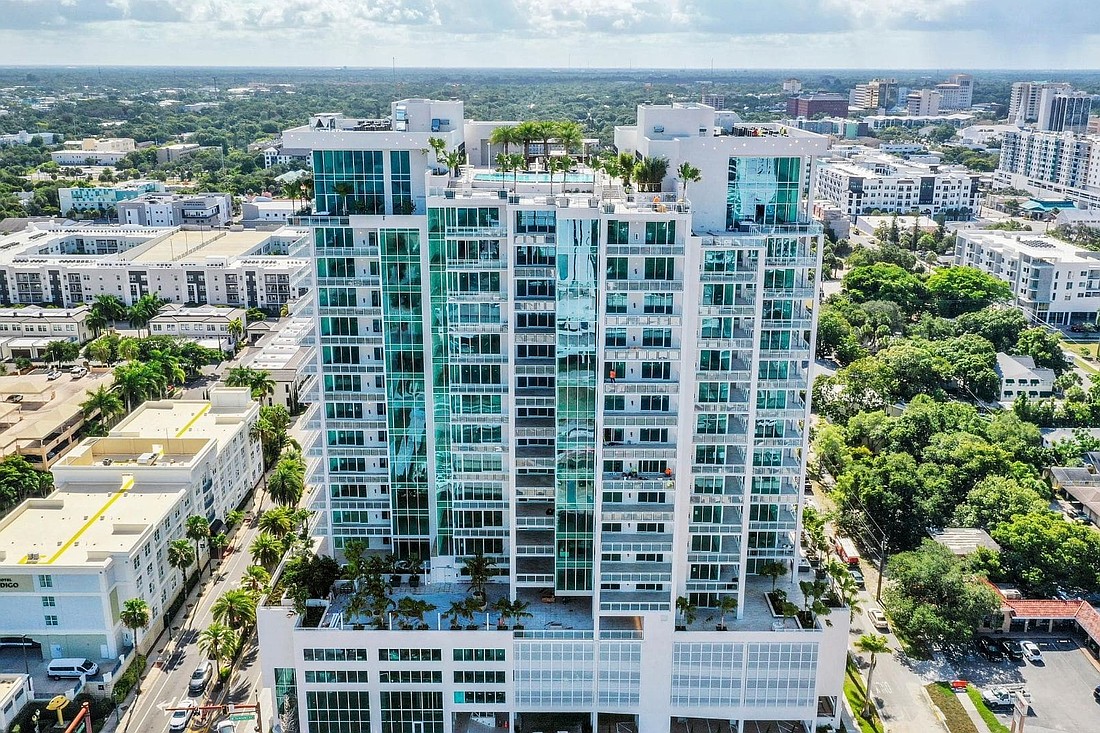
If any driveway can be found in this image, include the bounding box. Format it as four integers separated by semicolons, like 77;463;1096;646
955;635;1100;733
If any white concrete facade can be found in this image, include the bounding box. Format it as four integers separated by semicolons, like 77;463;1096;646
954;229;1100;325
256;100;845;733
117;193;233;228
995;130;1100;211
0;389;261;663
815;151;980;217
58;181;165;214
0;223;308;310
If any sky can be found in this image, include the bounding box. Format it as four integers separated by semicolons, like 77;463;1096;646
0;0;1097;69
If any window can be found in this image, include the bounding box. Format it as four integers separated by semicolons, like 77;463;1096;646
515;209;556;234
453;648;506;662
644;257;674;280
604;395;625;411
645;220;676;245
642;328;671;347
454;670;507;684
607;220;630;245
304;670;373;683
640;395;668;411
44;615;58;626
37;575;52;589
454;691;506;704
379;648;443;662
642;293;673;314
605;329;627;347
641;361;671;380
306;690;371;733
606;293;628;314
41;596;55;607
606;258;628;280
640;428;669;443
379;670;443;684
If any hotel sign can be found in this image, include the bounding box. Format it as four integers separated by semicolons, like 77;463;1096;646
0;575;31;591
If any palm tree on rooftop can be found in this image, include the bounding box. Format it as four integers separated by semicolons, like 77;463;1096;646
555;120;584;162
489;125;517;156
676;161;702;202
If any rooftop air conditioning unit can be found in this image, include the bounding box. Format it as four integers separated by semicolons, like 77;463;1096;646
136;452;158;465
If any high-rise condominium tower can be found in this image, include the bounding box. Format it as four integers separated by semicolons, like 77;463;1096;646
258;100;846;733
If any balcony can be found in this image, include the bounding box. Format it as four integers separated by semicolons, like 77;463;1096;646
605;279;683;292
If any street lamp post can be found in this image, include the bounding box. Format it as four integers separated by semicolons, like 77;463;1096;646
20;634;29;675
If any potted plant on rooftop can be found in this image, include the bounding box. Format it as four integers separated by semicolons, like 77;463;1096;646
716;595;738;631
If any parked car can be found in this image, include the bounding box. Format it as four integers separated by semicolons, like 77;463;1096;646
1021;640;1043;663
45;370;61;380
214;721;236;733
867;607;889;631
188;660;213;695
999;638;1025;660
168;699;196;731
849;569;866;589
1093;684;1100;702
981;688;1014;710
5;394;22;402
976;636;1005;661
70;366;87;378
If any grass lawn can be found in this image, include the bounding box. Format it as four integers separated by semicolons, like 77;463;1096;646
965;685;1011;733
844;661;885;733
926;682;981;733
1060;339;1100;373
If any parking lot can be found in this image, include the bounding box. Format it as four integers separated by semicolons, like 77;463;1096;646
956;635;1100;732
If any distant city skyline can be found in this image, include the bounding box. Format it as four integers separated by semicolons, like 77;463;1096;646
0;0;1096;70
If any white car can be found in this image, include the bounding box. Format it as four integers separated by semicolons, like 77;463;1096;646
214;721;236;733
168;699;196;731
867;607;890;631
1021;640;1043;663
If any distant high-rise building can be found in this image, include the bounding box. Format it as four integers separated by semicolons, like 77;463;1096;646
851;78;899;112
1009;81;1072;124
907;89;942;117
935;74;974;110
1037;88;1093;134
783;78;802;94
700;93;726;110
256;100;848;733
996;129;1100;209
786;92;849;118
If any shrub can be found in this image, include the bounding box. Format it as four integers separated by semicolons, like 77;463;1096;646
112;654;147;700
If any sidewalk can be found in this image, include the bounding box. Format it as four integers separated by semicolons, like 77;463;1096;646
955;687;992;733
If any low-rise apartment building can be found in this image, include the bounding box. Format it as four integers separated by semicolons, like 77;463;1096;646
994;353;1055;401
815;151;980;217
236;318;312;412
50;138;136;167
0;305;93;348
117;193;233;228
954;230;1100;325
0;372;114;469
58;181;166;214
148;304;247;352
0;223;308;311
0;389;261;663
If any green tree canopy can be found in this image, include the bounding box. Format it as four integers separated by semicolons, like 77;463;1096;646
925;266;1013;317
843;263;926;313
882;540;1000;653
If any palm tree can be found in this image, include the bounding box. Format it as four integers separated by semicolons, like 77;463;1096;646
85;308;108;338
167;538;195;591
198;623;239;679
461;552;495;600
838;574;863;624
854;633;891;719
676;161;701;202
227;318;245;349
675;596;698;629
120;598;150;653
92;294;127;325
250;532;282;570
242;565;270;597
259;507;294;538
268;457;305;507
512;120;539;164
248;370;275;401
149;349;185;388
532;120;558;170
489;125;516;156
212;589;257;629
113;362;164;411
186;515;211;575
555;120;585;161
759;560;789;591
634;156;670;193
547;155;573;197
716;595;738;630
80;385;124;425
126;294;165;337
495;152;513;189
617;151;637;189
443;149;466;177
444;600;469;629
508;599;532;629
427;136;448;167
